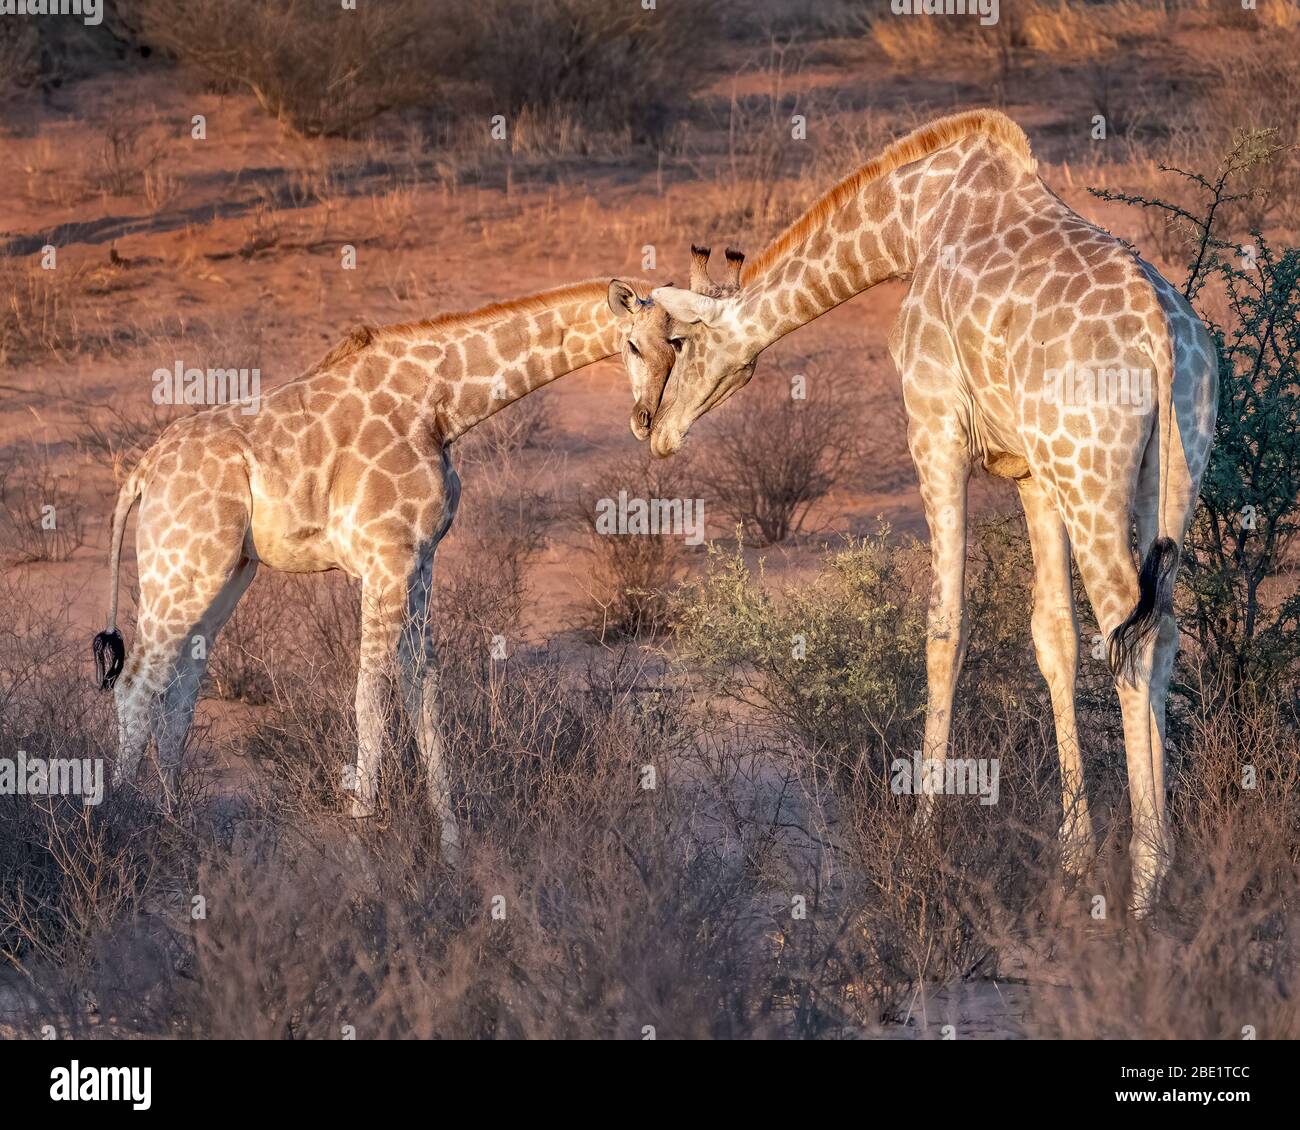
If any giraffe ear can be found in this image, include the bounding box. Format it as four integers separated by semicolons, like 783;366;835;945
650;286;725;326
608;279;641;319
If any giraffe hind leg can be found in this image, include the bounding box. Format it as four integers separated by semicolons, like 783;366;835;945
112;653;156;788
105;430;256;803
1016;476;1093;878
1125;433;1202;906
397;553;459;861
1057;467;1188;915
113;538;256;800
151;555;259;806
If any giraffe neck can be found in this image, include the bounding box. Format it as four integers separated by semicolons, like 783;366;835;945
738;140;1003;347
425;292;628;443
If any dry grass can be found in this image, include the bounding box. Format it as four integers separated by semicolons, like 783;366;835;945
127;0;454;138
1024;695;1300;1038
575;452;700;639
0;19;39;99
0;445;87;565
1201;0;1300;30
94;105;169;198
2;549;1293;1037
870;0;1175;67
0;257;96;366
125;0;716;142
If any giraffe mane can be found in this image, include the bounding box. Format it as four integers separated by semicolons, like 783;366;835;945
305;278;653;375
308;324;377;373
743;109;1037;283
386;278;643;339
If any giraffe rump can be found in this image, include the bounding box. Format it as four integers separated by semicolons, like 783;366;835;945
1107;536;1179;682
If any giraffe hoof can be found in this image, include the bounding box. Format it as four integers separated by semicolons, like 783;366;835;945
1128;836;1171;918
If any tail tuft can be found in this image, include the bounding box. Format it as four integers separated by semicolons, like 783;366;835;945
1107;537;1179;682
93;629;125;690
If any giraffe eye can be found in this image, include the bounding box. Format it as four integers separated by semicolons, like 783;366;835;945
627;341;641;358
670;337;685;353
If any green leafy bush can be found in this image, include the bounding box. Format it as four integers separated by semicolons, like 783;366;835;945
672;518;1039;779
672;528;929;776
1095;130;1300;699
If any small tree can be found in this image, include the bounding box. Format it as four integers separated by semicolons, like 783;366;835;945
696;367;862;545
578;453;697;640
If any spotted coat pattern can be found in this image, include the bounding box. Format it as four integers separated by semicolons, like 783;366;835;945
99;278;656;851
627;111;1217;911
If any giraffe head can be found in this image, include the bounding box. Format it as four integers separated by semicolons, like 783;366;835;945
612;245;752;452
607;279;677;441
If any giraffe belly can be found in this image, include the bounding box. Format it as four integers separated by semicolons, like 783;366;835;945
248;506;339;572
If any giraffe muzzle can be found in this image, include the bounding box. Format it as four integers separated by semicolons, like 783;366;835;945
649;425;684;459
630;402;654;440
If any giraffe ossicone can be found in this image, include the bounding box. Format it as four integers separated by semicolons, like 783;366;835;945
620;108;1218;914
91;277;665;852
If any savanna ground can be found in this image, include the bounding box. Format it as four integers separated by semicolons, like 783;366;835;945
0;0;1297;1038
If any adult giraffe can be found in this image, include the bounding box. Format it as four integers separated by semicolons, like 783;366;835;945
615;110;1217;912
92;278;668;856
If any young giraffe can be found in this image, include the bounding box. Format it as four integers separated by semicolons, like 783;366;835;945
615;110;1218;912
92;278;668;854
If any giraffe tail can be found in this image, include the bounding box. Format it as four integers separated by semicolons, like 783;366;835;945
1107;320;1179;683
1107;536;1178;682
92;461;146;690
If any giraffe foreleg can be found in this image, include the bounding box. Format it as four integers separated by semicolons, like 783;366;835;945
906;421;973;820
